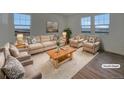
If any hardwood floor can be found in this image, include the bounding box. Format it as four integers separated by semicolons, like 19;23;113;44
72;52;124;79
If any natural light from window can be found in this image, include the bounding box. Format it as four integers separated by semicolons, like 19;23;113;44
14;13;31;32
81;16;91;33
95;13;110;33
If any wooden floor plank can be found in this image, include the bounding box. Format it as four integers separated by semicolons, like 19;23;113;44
72;52;124;79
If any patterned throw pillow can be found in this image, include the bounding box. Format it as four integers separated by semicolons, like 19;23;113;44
9;45;20;57
26;36;32;44
2;56;25;79
89;37;96;43
31;38;37;44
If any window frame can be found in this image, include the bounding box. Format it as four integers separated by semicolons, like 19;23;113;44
81;16;91;33
94;13;110;33
14;13;31;32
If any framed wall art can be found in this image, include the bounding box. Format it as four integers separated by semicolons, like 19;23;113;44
47;21;58;33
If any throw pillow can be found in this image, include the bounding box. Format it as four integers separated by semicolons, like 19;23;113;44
9;44;20;57
53;34;58;40
41;35;51;42
31;38;37;44
2;56;25;79
89;37;95;43
34;36;41;43
26;36;32;44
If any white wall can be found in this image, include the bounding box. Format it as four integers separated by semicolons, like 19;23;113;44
67;13;124;55
31;13;67;36
0;13;15;47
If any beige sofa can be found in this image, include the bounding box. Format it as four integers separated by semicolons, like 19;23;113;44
83;35;101;54
69;34;86;48
0;43;42;79
27;35;66;55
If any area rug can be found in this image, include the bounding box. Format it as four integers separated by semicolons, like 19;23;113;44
31;48;98;79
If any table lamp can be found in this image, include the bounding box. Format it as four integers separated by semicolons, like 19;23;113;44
16;33;24;44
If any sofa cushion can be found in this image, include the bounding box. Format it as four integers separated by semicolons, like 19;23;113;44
28;43;44;50
84;42;94;48
40;35;51;42
9;45;20;57
0;48;6;79
2;56;25;79
42;41;56;47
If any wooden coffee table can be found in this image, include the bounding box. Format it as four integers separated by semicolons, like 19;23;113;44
47;46;76;68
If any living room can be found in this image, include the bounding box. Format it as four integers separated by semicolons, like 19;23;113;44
0;13;124;79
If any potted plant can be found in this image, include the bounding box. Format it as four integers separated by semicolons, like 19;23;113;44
63;27;72;44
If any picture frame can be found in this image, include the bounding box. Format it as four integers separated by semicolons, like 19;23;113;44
47;21;59;33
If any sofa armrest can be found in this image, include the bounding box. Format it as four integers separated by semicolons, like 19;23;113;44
95;42;100;46
78;39;84;42
16;54;31;62
18;48;28;52
83;40;88;44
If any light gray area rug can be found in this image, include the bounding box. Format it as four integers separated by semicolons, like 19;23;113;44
31;48;98;79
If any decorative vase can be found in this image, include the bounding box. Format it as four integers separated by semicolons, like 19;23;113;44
56;46;60;53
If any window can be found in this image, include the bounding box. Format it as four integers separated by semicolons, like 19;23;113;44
95;14;110;33
14;13;31;32
81;16;91;33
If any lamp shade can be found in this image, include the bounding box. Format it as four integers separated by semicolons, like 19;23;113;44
17;34;23;40
16;34;24;44
62;32;67;38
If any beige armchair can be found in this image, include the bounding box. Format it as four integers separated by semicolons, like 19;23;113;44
69;35;85;48
83;36;101;54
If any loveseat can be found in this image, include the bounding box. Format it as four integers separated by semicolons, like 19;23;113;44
27;35;66;55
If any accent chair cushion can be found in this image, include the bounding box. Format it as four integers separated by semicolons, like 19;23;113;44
2;56;25;79
9;45;20;57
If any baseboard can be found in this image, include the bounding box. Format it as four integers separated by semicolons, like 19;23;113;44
105;50;124;57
